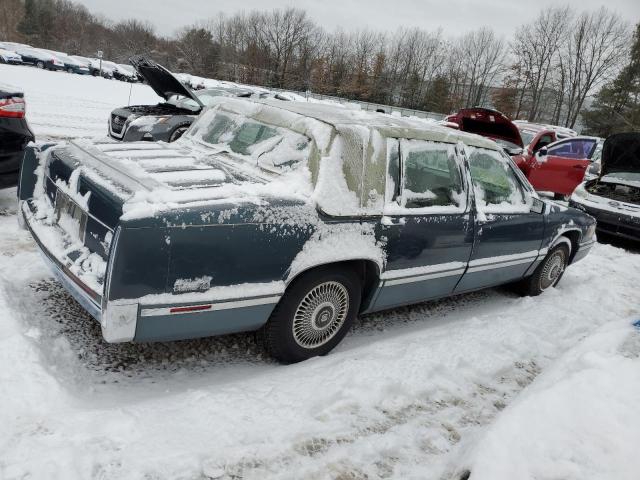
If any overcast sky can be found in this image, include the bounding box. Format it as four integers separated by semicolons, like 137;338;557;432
75;0;639;38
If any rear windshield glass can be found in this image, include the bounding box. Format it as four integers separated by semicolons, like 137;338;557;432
186;109;311;173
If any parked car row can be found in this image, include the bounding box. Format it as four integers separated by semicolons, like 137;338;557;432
0;41;138;81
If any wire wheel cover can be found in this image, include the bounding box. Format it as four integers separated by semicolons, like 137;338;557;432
540;249;566;290
292;281;349;349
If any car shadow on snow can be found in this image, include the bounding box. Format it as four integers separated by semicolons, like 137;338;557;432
596;233;640;254
18;278;507;392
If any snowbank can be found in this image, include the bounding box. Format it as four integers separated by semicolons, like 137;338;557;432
0;64;161;139
464;321;640;480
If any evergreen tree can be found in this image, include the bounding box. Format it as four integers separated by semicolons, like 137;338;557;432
583;23;640;137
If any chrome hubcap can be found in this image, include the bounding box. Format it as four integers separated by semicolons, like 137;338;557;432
540;250;565;290
293;281;349;349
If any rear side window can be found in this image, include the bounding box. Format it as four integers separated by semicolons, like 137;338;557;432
386;140;465;211
467;147;528;211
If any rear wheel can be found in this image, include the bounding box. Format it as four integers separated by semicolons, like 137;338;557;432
67;67;74;74
262;266;361;364
518;244;570;296
36;61;44;69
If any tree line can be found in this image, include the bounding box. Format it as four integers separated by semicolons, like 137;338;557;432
1;0;638;135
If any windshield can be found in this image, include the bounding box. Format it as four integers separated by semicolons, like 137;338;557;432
186;109;311;173
519;129;537;146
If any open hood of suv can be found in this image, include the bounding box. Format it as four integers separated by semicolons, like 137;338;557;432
445;108;523;148
129;55;203;108
600;132;640;177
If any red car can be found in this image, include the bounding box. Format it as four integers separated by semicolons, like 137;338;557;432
445;112;594;197
515;134;601;197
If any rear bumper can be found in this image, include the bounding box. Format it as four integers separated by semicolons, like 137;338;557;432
21;200;103;319
22;199;280;343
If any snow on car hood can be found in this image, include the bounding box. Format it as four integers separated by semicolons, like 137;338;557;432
129;55;202;108
445;108;523;148
600;132;640;177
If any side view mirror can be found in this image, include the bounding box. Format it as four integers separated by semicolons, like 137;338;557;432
530;197;545;214
536;147;548;158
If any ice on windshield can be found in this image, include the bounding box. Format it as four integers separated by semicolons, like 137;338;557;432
186;109;311;173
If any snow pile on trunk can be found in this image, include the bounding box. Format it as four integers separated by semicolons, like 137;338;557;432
463;320;640;480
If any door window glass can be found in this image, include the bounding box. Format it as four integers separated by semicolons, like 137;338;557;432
548;139;596;159
399;140;464;209
467;147;529;211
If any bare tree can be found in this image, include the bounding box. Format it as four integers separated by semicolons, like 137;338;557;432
512;6;572;121
453;28;507;108
559;8;630;128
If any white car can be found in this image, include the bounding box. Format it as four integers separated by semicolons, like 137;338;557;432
0;48;23;65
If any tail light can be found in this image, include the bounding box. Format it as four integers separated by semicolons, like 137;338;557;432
0;97;26;118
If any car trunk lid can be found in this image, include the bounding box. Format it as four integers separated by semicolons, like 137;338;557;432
445;108;524;148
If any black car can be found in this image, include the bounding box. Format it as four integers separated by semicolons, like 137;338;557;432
11;46;65;71
0;84;35;189
570;132;640;241
108;56;253;142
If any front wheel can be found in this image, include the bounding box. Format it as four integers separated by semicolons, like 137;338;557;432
518;244;570;296
262;266;361;364
168;125;189;142
36;61;44;69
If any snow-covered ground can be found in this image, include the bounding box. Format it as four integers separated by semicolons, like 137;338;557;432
1;63;161;139
1;65;640;480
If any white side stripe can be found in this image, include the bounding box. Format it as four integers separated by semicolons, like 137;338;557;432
466;257;538;273
384;268;467;286
467;250;539;267
140;295;282;317
382;249;545;286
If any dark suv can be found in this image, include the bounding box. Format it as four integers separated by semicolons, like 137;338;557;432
0;84;34;189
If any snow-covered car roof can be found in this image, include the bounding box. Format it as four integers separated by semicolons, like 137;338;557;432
199;97;502;217
214;97;501;151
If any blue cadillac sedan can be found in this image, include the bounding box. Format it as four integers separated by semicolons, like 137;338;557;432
18;98;596;363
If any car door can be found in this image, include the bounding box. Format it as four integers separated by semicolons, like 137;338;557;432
527;138;597;195
370;139;474;311
455;146;545;293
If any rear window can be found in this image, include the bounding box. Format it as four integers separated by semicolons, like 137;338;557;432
187;109;311;173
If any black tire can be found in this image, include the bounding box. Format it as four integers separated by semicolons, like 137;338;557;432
168;125;189;142
92;70;99;76
36;61;44;69
518;244;570;296
262;266;361;364
553;193;569;201
67;67;74;74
